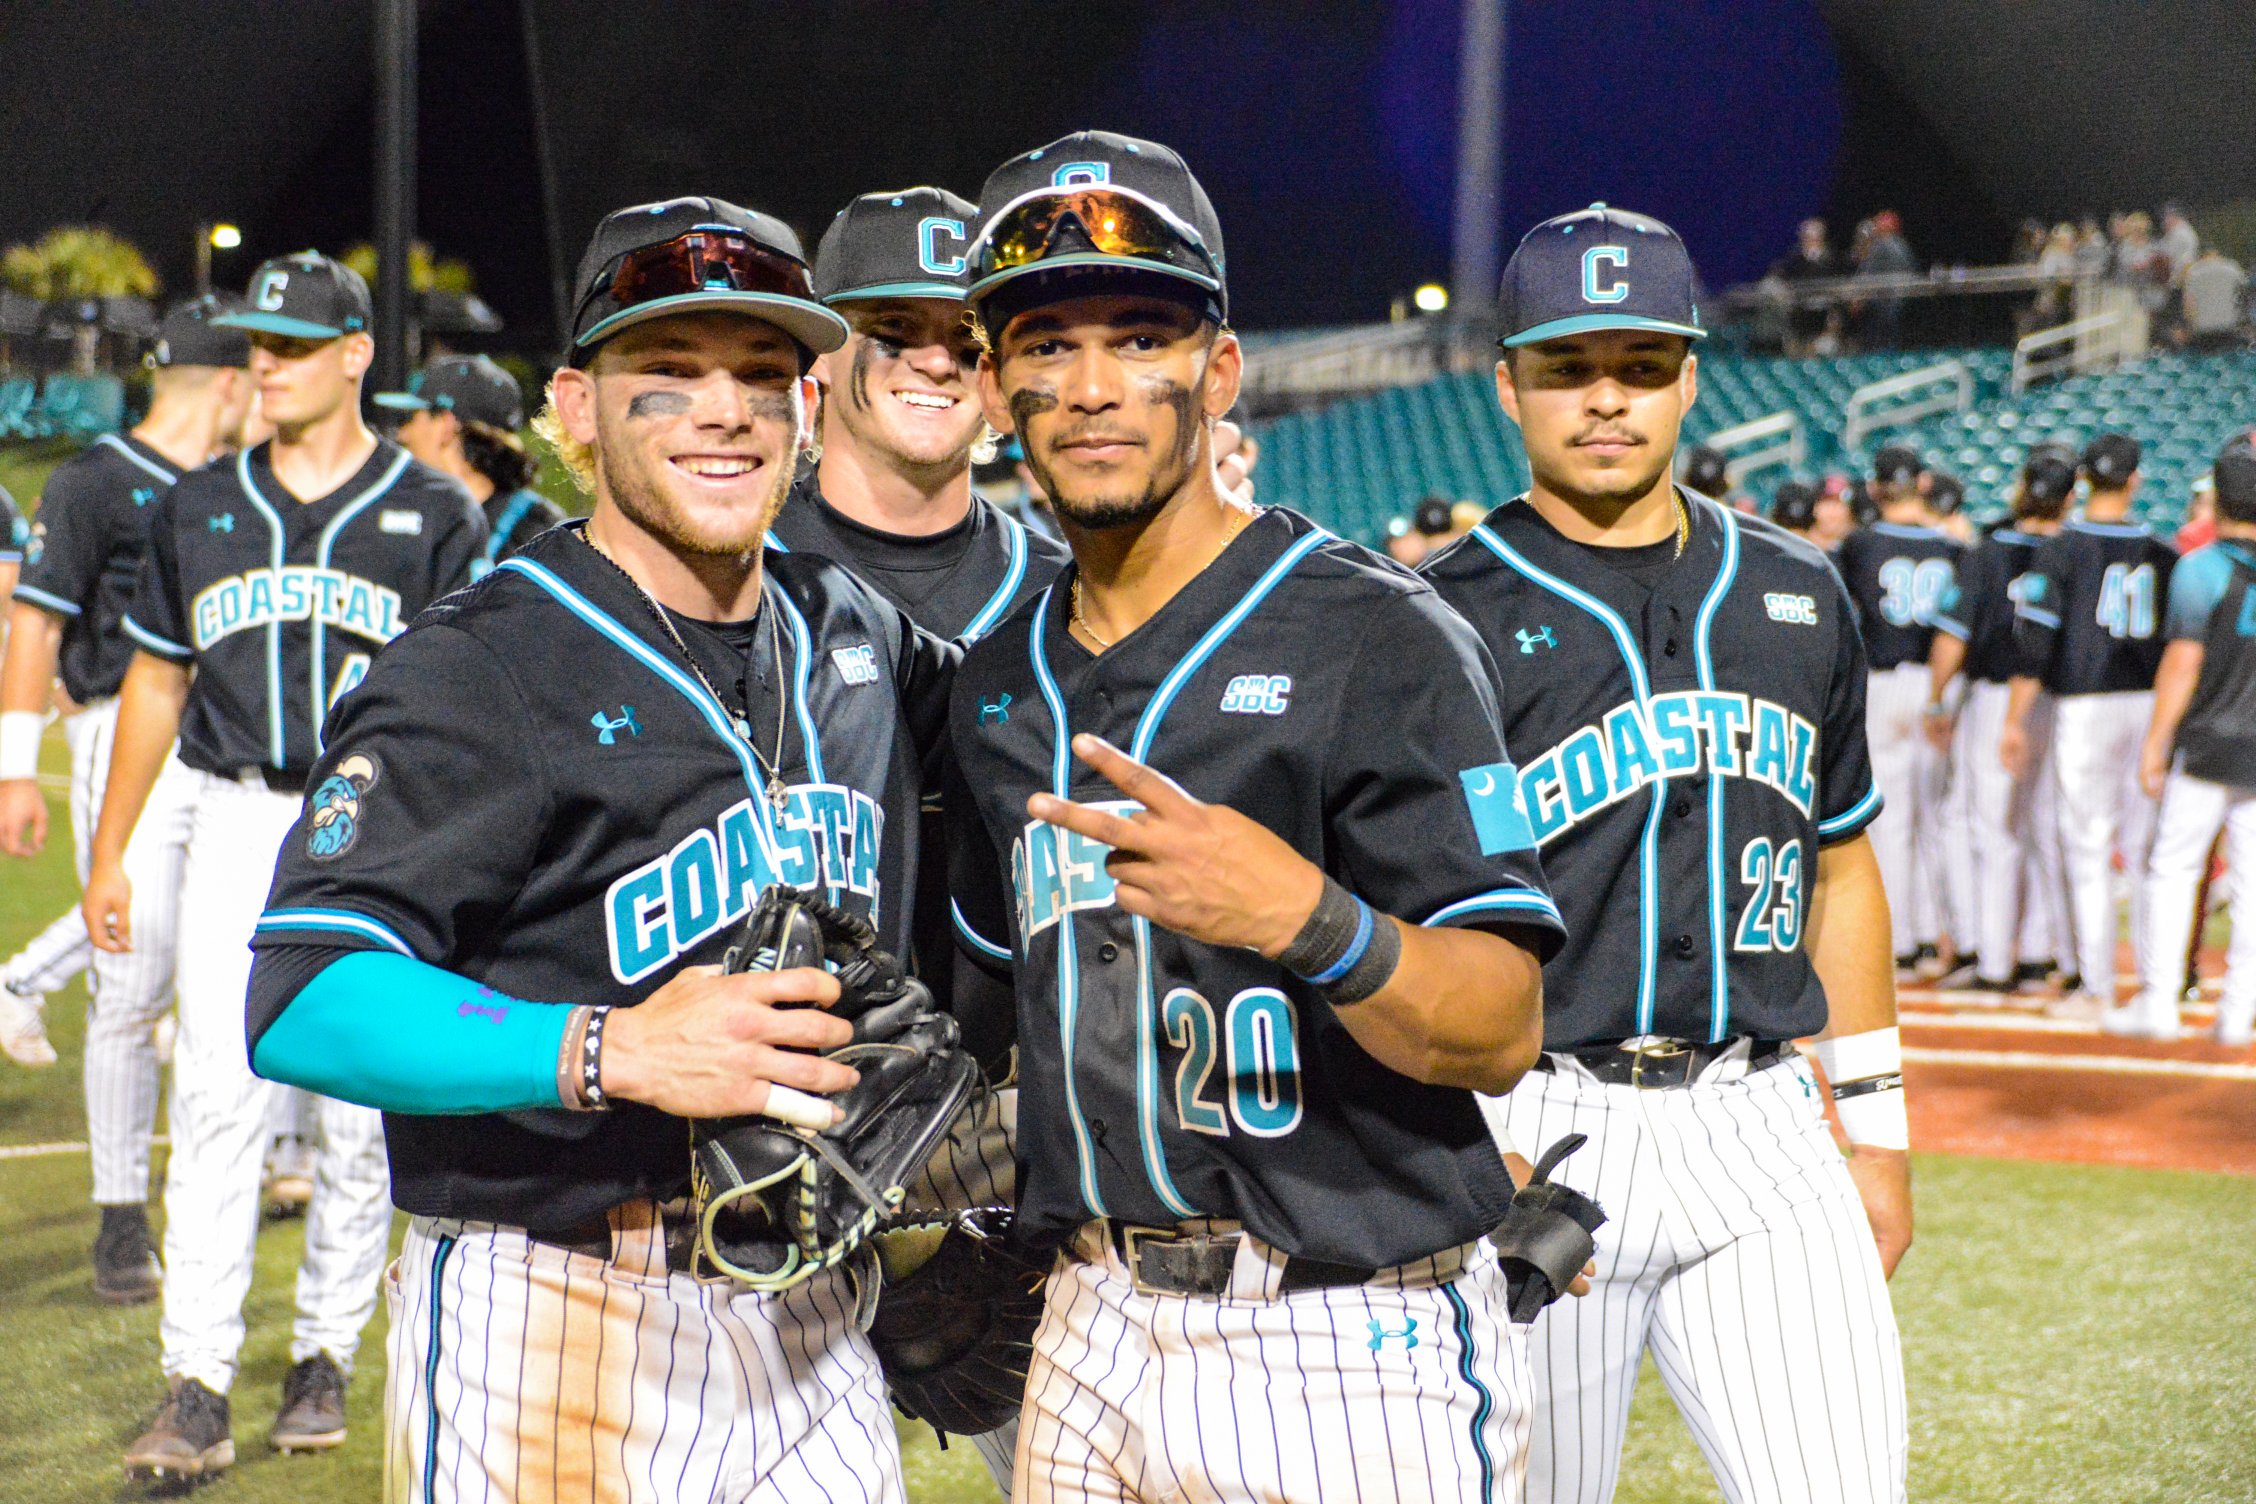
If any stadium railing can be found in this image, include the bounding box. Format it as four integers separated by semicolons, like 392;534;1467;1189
1842;358;1975;450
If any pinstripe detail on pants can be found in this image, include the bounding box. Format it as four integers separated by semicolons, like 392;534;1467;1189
1482;1055;1907;1504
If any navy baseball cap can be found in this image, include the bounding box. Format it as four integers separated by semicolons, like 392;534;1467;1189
1497;204;1706;349
1682;444;1728;495
2081;432;2141;488
2022;442;2078;504
1872;444;1924;487
1770;480;1819;530
2212;436;2256;522
1926;469;1965;516
969;131;1226;324
374;354;525;429
568;196;845;362
816;187;978;305
216;252;371;339
147;294;251;368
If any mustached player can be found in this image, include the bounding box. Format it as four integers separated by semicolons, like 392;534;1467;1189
1925;446;2077;993
84;253;487;1478
2002;433;2178;1016
1;295;256;1294
2126;439;2256;1044
949;131;1563;1504
379;354;565;565
248;197;960;1503
1422;204;1910;1504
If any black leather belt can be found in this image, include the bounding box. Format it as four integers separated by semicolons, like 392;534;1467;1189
1104;1223;1378;1296
527;1207;701;1273
238;765;308;795
1537;1036;1796;1090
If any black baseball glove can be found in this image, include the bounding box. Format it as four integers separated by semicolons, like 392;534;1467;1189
1491;1133;1608;1323
869;1206;1048;1438
689;887;981;1292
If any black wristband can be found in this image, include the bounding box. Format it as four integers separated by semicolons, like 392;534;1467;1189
1829;1070;1904;1102
1278;875;1365;979
581;1005;613;1111
1324;905;1401;1007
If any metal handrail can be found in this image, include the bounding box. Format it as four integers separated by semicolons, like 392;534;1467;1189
1701;410;1806;487
2010;311;2129;394
1841;359;1973;450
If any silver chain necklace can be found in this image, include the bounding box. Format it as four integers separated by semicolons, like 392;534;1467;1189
578;528;793;812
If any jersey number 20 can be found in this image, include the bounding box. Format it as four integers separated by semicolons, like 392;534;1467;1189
1163;986;1303;1138
1735;837;1805;952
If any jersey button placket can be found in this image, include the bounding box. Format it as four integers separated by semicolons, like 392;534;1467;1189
1673;933;1697;959
1098;941;1120;962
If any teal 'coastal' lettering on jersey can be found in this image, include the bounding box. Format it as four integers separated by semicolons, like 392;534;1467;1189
1012;800;1140;939
189;567;407;651
604;784;885;983
1519;690;1818;844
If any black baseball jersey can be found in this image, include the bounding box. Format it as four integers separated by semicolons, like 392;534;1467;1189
1421;494;1881;1050
947;508;1565;1268
251;523;955;1230
767;476;1069;642
482;486;568;567
1832;522;1963;671
1933;526;2047;684
0;484;24;564
124;438;486;777
2012;519;2178;696
2167;538;2256;786
12;434;181;703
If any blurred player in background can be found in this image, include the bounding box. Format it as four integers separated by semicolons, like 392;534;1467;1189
379;354;563;565
1927;445;2076;993
1769;478;1820;539
2127;438;2256;1044
0;296;255;1299
1835;444;1964;974
2003;434;2178;1016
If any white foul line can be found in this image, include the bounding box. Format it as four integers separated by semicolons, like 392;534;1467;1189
0;1136;169;1162
1906;1047;2256;1083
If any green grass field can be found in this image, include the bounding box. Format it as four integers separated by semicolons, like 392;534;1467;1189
4;727;2254;1502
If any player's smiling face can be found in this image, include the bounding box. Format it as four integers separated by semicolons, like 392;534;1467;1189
821;297;984;471
1498;329;1696;511
556;311;816;557
980;292;1240;531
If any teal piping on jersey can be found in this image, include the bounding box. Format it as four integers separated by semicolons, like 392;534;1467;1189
1027;586;1106;1218
1692;500;1741;1042
953;898;1012;961
484;489;547;565
959;510;1030;642
232;449;290;766
1500;311;1707;348
95;433;179;485
1120;527;1330;1220
257;907;415;954
1818;782;1883;841
1442;1282;1498;1498
13;583;81;617
497;557;786;854
1424;888;1564;929
421;1232;457;1502
309;448;414;755
764;531;790;553
2068;520;2152;538
1470;519;1666;1035
253;950;571;1114
1868;522;1943;540
120;613;191;659
2017;604;2064;629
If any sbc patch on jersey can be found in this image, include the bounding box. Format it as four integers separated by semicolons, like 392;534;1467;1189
306;752;380;860
378;509;424;536
1458;762;1536;854
1763;592;1818;625
831;643;880;686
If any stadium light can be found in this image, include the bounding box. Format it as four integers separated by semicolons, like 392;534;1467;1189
1414;283;1450;314
209;224;242;250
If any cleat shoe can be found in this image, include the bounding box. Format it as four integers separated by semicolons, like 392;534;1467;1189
92;1204;163;1305
271;1352;348;1453
2216;1017;2255;1051
1910;943;1944;979
123;1377;233;1479
2098;1004;2147;1037
2013;960;2056;993
2053;971;2084;997
2045;991;2107;1024
0;986;57;1067
1960;977;2017;1000
1933;957;1985;991
263;1134;316;1219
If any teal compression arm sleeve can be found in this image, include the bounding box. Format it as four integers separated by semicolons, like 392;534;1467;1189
252;950;572;1115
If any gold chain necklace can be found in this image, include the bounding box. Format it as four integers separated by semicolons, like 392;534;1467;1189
1673;491;1690;559
1071;504;1261;650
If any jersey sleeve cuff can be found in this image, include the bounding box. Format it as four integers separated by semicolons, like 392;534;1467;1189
2014;606;2062;630
1419;887;1567;960
1933;614;1970;640
120;613;192;661
253;907;420;958
1816;783;1884;845
11;583;83;618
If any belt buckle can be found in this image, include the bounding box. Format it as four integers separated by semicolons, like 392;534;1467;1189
1119;1224;1174;1290
1626;1036;1691;1090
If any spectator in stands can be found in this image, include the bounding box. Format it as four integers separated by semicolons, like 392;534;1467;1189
1772;217;1836;356
2112;212;2170;316
1771;478;1820;540
1852;210;1916;347
2073;218;2113;280
2159;205;2200;283
2177;247;2248;350
2024;223;2081;333
2011;220;2049;266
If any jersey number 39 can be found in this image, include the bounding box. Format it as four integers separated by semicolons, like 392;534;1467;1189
1163;986;1303;1139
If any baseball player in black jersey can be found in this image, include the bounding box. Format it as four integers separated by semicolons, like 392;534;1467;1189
379;353;566;565
1833;445;1966;973
2002;433;2179;1019
1925;446;2076;993
1;295;256;1298
1421;204;1910;1504
1767;479;1819;540
947;131;1563;1504
78;252;486;1479
246;197;959;1503
0;484;22;592
2128;439;2256;1044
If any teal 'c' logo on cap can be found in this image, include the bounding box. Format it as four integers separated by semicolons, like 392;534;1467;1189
254;270;290;311
1582;245;1630;304
1051;161;1110;187
918;217;968;276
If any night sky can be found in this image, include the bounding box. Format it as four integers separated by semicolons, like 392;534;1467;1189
2;0;2016;349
